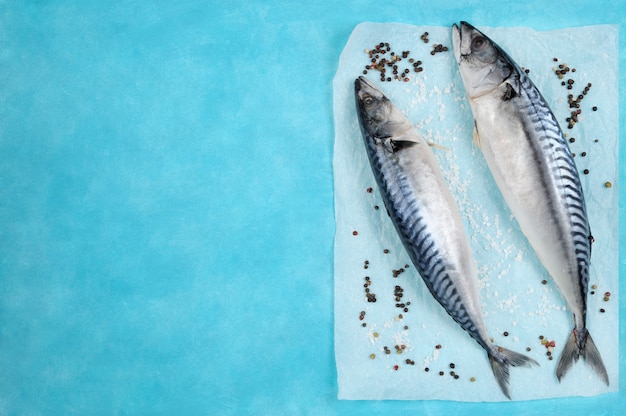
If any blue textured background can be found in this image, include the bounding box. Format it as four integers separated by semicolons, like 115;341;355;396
0;1;623;415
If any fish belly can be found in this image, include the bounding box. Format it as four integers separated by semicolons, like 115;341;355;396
470;90;587;322
371;141;490;344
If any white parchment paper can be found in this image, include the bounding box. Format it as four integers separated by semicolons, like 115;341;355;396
333;23;618;401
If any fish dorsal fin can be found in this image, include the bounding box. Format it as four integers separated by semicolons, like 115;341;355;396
472;122;482;148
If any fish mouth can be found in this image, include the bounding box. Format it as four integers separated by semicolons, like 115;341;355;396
355;75;383;103
355;75;375;94
452;21;476;63
452;23;461;63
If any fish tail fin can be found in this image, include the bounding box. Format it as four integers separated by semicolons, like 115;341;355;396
488;346;539;400
556;329;609;385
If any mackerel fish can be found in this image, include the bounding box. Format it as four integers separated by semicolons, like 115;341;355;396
355;75;537;399
452;21;608;385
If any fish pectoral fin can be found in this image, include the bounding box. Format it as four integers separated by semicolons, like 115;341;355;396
472;123;481;148
391;122;423;144
393;130;422;144
502;81;518;101
382;132;422;152
428;142;451;152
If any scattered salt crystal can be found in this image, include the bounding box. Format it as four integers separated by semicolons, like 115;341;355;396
497;266;510;279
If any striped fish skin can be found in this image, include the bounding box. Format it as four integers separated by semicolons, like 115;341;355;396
355;76;536;399
452;21;608;385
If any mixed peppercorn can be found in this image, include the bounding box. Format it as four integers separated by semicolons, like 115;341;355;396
362;36;448;83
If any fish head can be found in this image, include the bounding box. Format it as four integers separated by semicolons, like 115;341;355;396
452;21;515;99
354;76;409;139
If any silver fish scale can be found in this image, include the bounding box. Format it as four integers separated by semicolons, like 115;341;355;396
364;137;482;343
516;70;592;297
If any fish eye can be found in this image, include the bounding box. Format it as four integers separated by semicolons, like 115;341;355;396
471;36;486;51
363;95;375;106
